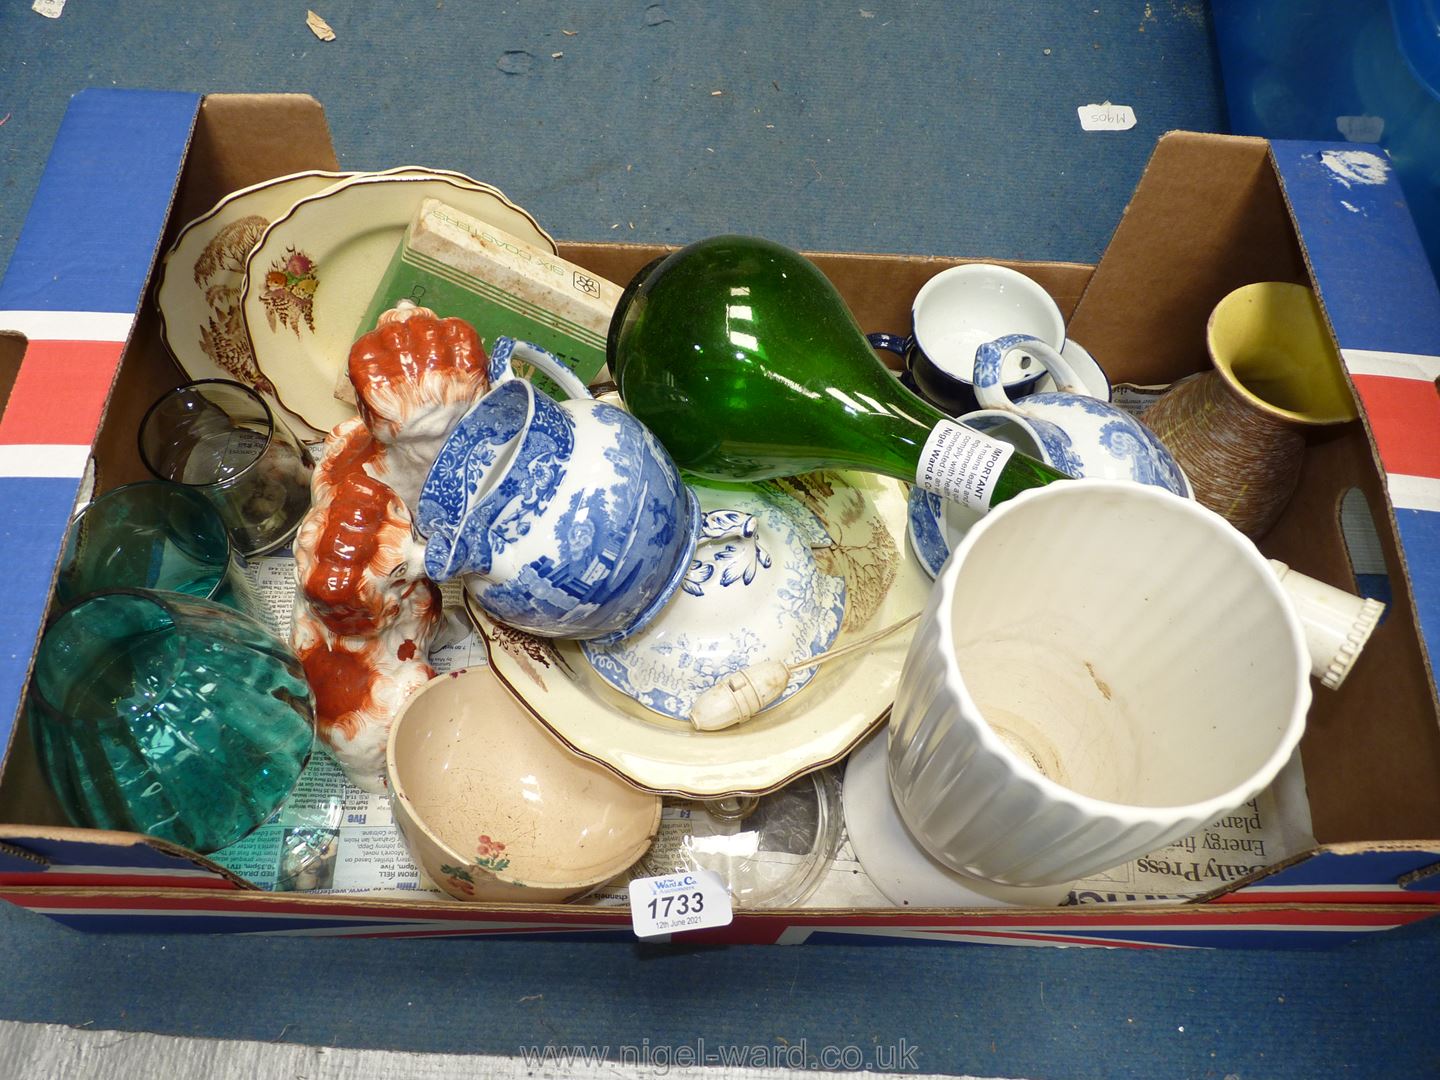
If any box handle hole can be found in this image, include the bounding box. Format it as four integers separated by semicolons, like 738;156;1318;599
1339;486;1392;621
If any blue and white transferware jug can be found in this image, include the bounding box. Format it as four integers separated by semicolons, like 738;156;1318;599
416;338;700;643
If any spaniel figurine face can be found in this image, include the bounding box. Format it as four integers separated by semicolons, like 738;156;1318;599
346;302;491;513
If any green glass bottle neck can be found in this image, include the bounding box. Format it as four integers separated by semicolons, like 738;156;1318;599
607;236;1069;510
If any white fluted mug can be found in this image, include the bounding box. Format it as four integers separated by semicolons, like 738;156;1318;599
888;479;1311;888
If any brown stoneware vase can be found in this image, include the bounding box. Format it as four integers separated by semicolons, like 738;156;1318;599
1141;282;1357;538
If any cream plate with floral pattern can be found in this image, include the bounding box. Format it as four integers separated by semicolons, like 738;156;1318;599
157;169;355;438
464;470;929;799
242;170;556;440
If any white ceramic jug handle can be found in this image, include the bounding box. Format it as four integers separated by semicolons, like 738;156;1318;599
1267;559;1386;690
971;334;1087;411
486;337;594;400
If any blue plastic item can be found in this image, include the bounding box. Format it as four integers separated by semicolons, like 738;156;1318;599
1391;0;1440;99
1212;0;1440;275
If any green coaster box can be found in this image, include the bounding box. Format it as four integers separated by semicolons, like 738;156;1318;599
353;198;619;400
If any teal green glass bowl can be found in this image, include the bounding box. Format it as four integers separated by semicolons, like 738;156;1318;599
27;589;315;854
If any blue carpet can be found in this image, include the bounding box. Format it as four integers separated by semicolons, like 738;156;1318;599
2;2;1438;1077
0;898;1435;1077
1;1;1223;268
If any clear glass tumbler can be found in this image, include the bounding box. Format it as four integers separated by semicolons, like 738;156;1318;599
27;589;315;854
138;379;313;556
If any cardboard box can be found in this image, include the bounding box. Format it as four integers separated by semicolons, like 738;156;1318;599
1;90;1438;946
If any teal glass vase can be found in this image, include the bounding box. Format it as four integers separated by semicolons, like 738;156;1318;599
27;590;315;854
609;235;1068;511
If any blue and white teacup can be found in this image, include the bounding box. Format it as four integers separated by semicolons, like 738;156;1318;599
416;338;700;644
971;334;1191;497
869;264;1065;415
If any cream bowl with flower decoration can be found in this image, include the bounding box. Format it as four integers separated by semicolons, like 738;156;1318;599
386;666;661;902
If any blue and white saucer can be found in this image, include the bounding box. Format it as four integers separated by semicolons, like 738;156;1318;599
905;408;1039;578
906;488;974;580
581;484;848;721
1034;340;1111;399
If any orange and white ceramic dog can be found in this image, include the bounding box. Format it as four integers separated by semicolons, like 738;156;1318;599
290;303;488;791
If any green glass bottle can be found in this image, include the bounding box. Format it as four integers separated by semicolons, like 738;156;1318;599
609;235;1070;512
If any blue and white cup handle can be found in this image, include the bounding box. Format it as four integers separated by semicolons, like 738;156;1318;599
487;337;594;401
972;335;1086;411
866;332;914;364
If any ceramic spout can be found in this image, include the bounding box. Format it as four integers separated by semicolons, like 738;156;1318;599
1268;560;1385;690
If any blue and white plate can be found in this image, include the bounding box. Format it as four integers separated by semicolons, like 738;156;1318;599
905;408;1036;578
581;484;848;721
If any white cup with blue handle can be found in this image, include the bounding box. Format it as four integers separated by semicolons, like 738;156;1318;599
870;264;1065;414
